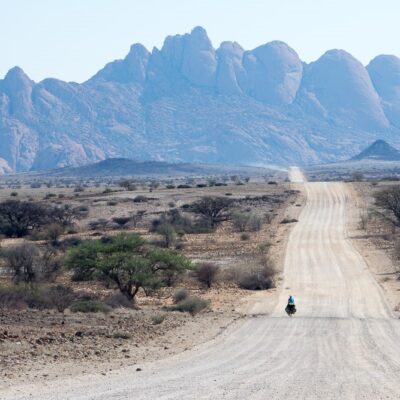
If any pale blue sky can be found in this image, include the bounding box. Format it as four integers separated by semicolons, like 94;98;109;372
1;0;399;83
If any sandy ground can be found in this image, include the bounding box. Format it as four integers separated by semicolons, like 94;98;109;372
2;168;400;399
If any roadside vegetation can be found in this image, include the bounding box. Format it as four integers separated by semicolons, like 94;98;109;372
0;172;298;378
351;180;400;297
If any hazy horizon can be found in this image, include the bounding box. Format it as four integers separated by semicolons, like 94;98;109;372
1;0;400;83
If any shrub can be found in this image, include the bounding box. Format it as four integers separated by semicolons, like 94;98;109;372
10;192;18;197
232;212;263;232
112;331;132;339
118;179;137;191
232;212;249;232
240;233;250;241
0;286;28;310
166;184;176;189
156;223;177;248
196;263;219;288
41;247;64;281
165;296;209;315
236;259;276;291
152;209;209;235
175;242;186;250
0;200;49;237
173;288;189;304
247;214;264;232
19;287;54;310
2;243;40;284
280;218;298;224
177;184;192;189
104;292;134;309
112;216;132;227
42;223;64;245
107;200;118;206
151;314;166;325
61;236;83;249
133;195;148;203
70;300;111;313
47;285;76;313
88;218;108;230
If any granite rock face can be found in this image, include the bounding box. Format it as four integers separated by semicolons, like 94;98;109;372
0;26;399;173
367;55;400;128
299;50;389;131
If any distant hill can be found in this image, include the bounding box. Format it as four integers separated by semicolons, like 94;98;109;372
351;140;400;161
30;158;273;178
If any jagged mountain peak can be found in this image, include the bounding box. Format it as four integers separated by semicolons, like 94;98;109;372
0;27;400;174
88;43;150;84
3;66;34;90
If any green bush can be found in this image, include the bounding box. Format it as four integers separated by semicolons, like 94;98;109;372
70;300;111;313
66;233;192;301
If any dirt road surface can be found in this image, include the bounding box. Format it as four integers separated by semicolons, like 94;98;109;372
3;167;400;399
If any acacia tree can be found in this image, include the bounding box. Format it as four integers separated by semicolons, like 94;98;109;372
65;234;191;302
374;186;400;225
190;197;233;228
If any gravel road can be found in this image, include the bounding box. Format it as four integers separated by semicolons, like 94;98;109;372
3;167;400;399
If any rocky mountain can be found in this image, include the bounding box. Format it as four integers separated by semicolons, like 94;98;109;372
1;26;400;173
350;139;400;161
